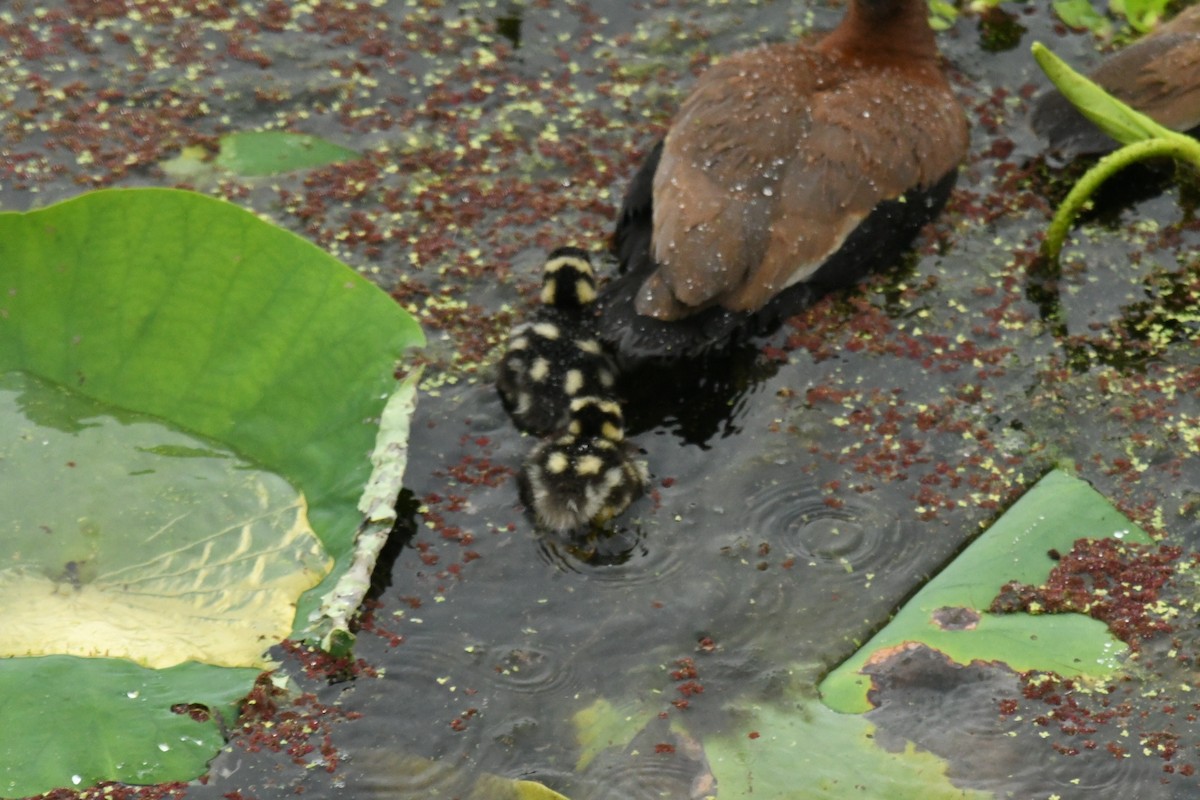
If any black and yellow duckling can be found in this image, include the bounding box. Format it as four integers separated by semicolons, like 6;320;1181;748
519;395;650;532
497;247;619;435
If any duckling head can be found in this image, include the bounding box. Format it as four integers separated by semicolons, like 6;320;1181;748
541;246;598;310
565;395;625;442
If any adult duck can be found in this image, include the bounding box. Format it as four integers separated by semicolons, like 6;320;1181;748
600;0;970;359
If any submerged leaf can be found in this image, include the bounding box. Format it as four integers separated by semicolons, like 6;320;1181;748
706;701;990;799
572;697;640;772
0;371;331;669
215;130;361;176
474;775;572;800
571;691;972;797
345;751;572;800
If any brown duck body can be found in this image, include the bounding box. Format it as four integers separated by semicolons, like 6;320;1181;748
601;0;969;358
1032;5;1200;157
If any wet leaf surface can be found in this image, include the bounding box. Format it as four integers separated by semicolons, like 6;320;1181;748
0;657;258;797
0;371;330;669
0;189;421;796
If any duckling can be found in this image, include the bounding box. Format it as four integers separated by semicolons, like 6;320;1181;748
1031;5;1200;159
598;0;970;359
497;247;619;435
519;396;650;532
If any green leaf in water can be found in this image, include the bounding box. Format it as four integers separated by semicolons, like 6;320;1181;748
1051;0;1112;35
928;1;957;31
214;130;361;176
820;470;1153;714
570;696;979;798
349;751;572;800
573;698;643;772
159;145;215;181
705;701;990;799
0;657;258;798
475;776;572;800
1110;0;1172;32
1032;42;1200;262
0;188;423;795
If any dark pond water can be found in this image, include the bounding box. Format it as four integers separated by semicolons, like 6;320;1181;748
3;0;1200;798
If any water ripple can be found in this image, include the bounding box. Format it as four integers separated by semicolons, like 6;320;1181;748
474;641;580;697
346;750;483;799
746;479;922;586
535;520;686;586
340;635;480;760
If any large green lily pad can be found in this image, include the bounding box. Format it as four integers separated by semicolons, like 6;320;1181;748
820;470;1153;714
0;188;423;796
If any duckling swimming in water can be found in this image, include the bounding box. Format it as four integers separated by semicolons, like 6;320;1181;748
519;395;650;532
598;0;969;359
497;247;619;435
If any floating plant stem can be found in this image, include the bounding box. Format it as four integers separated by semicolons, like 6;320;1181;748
1043;137;1200;261
1031;41;1200;263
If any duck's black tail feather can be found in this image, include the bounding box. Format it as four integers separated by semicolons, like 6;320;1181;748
611;139;661;274
595;265;782;363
